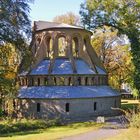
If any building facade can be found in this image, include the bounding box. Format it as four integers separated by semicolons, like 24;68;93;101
18;21;121;120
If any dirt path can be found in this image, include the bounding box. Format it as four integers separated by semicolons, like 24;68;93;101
61;128;122;140
61;116;126;140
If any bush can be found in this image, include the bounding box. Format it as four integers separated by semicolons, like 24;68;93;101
122;104;140;128
130;112;140;128
0;118;62;135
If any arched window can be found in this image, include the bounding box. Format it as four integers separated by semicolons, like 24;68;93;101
94;102;97;111
72;37;79;57
45;37;53;58
37;38;41;45
49;38;53;57
65;103;70;112
58;37;66;56
37;103;40;112
83;39;87;52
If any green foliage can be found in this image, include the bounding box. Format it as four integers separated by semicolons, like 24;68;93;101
0;119;62;135
121;100;139;110
0;44;20;115
53;12;80;25
120;100;140;128
0;0;33;48
0;0;33;115
91;27;134;90
0;120;104;139
0;108;3;117
130;112;140;128
0;0;33;72
80;0;140;92
132;88;139;98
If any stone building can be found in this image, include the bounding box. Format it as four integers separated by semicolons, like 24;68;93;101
18;21;121;120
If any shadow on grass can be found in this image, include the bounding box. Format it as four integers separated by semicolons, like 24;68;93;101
0;129;45;137
0;119;62;138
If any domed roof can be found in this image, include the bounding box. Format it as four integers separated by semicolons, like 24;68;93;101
34;21;92;33
28;58;106;75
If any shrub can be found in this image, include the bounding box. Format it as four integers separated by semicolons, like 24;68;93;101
129;104;140;129
0;118;62;135
122;104;140;128
130;112;140;128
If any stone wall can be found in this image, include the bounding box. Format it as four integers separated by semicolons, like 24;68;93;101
17;96;121;120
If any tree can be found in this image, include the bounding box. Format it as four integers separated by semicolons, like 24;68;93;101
0;44;20;114
80;0;140;92
53;12;80;25
0;0;33;115
0;0;33;52
91;27;134;90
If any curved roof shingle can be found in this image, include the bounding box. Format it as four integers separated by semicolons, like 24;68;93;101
29;58;106;75
34;21;84;31
18;86;120;99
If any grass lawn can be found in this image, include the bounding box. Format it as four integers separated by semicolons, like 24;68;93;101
0;121;104;140
104;128;140;140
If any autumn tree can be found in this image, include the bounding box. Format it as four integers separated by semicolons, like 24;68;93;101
91;27;134;90
0;0;33;115
53;12;80;25
0;44;20;115
80;0;140;92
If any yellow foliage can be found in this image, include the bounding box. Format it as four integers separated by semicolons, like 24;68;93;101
0;43;20;80
91;27;134;90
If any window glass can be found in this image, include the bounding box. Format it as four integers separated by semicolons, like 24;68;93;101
37;103;40;112
66;103;70;112
94;102;97;111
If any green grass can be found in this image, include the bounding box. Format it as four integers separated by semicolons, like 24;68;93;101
0;121;104;140
1;99;139;140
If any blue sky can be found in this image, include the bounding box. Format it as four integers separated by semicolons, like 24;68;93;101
29;0;84;22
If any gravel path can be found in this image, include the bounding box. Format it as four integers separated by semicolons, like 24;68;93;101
61;128;122;140
61;116;126;140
